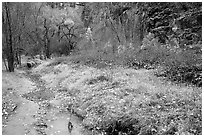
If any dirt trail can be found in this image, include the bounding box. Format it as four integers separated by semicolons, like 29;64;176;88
2;70;39;135
2;69;91;135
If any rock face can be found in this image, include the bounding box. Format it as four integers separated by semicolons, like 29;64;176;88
27;61;36;68
27;58;43;68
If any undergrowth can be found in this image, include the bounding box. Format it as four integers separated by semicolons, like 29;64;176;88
45;41;202;135
60;79;201;135
65;42;202;87
155;48;202;87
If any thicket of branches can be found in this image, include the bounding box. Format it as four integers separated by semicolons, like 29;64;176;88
75;2;202;87
2;2;202;87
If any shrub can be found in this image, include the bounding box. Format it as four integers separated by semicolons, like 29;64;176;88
155;46;202;87
51;42;76;56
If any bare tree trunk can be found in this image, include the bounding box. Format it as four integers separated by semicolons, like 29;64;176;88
107;19;121;54
17;36;22;66
15;52;19;65
43;18;52;59
5;2;14;72
18;53;21;66
43;37;51;59
138;14;144;45
40;48;44;60
2;54;8;71
45;40;51;59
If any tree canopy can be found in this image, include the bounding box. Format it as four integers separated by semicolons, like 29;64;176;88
2;2;202;71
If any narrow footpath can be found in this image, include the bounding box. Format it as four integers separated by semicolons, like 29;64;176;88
2;69;91;135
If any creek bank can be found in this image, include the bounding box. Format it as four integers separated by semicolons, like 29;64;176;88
22;70;92;135
2;68;92;135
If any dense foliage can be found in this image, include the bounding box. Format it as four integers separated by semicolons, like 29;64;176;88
142;2;202;46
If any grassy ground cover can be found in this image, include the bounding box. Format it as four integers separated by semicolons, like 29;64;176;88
32;56;202;135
